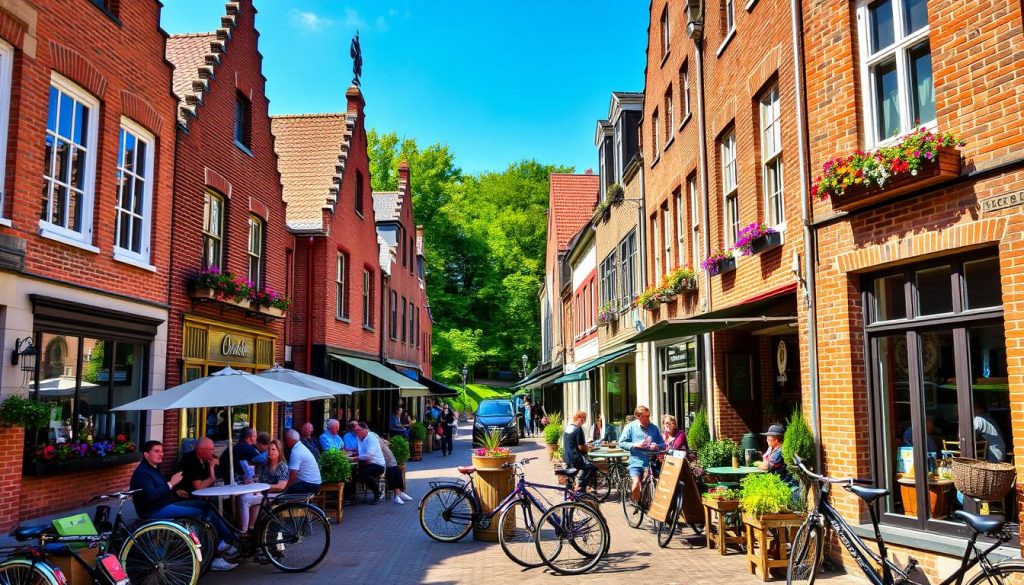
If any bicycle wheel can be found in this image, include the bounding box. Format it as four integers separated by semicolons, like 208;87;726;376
174;518;216;575
656;494;680;548
259;503;330;572
621;476;645;528
119;522;200;585
535;502;608;575
786;521;822;585
964;559;1024;585
419;486;474;542
0;559;61;585
574;493;611;556
592;470;612;502
497;500;543;568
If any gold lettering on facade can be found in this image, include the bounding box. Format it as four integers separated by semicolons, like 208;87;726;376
221;335;249;357
980;191;1024;214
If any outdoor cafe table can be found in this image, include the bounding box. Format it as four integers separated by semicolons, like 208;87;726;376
705;466;764;479
589;450;629;460
194;482;270;516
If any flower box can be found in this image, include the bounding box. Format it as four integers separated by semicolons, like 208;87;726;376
713;257;736;276
702;496;741;512
255;305;286;319
748;231;782;255
674;277;697;293
191;287;252;311
829;146;961;212
23;451;142;476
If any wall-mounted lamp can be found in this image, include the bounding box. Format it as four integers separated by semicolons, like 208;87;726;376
686;0;705;40
11;337;37;372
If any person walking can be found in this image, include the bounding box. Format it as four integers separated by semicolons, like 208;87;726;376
438;402;456;456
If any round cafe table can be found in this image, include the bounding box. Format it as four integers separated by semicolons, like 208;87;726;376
589;450;629;461
705;466;764;477
193;482;270;515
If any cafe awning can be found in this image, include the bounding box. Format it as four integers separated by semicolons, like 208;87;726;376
625;284;797;344
418;374;460;397
331;355;429;396
521;368;565;390
550;346;635;384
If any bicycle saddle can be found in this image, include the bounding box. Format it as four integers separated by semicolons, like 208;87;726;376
953;510;1005;535
848;485;889;504
457;466;475;475
554;468;579;478
11;525;50;541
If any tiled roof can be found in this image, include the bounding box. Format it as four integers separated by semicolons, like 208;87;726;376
550;173;598;251
372;191;401;223
271;113;356;232
165;2;240;124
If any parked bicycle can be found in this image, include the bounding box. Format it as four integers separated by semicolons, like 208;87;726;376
592;453;630;502
0;529;131;585
788;454;1024;585
418;457;609;575
621;448;666;529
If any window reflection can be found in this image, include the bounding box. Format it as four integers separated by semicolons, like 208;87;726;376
915;265;953;315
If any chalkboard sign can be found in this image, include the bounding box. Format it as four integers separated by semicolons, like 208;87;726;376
727;354;753;401
649;455;685;523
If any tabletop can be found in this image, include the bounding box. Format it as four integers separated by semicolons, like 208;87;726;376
705;466;764;476
589;451;629;459
193;482;270;497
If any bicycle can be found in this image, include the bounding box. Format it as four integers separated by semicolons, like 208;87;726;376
0;528;131;585
620;449;666;529
418;457;609;574
788;454;1024;585
592;454;630;502
216;491;331;573
653;457;704;548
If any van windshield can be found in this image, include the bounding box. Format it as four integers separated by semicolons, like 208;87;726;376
478;401;513;417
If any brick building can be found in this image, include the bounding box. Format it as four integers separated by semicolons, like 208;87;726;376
163;0;290;459
272;88;425;435
0;0;177;526
804;0;1024;575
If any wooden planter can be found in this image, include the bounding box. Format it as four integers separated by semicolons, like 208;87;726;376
471;453;516;542
898;477;952;519
829;147;962;212
410;440;423;461
190;287;251;311
743;512;805;582
748;231;782;255
674;278;698;293
703;497;743;555
255;305;286;319
545;442;558;455
314;482;345;524
23;452;142;476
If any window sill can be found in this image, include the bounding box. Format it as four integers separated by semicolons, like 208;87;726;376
336;316;350;323
660;50;671;68
234;141;253;157
363;325;375;332
112;250;156;272
869;120;938;150
0;217;10;227
355;210;364;220
23;452;142;476
651;154;661;169
678;112;692;131
850;523;1019;561
716;28;737;58
39;226;100;254
664;136;675;152
745;0;758;11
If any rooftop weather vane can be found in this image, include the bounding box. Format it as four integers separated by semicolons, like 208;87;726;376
350;30;362;87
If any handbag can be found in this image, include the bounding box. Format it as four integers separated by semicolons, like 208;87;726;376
436;423;445;438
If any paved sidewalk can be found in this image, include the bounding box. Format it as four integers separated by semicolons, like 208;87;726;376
199;425;866;584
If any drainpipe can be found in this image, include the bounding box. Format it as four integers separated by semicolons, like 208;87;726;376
694;36;715;439
790;0;822;470
305;236;314;421
638;155;650;410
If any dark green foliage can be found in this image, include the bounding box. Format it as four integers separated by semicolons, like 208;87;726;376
687;408;710;454
740;473;794;517
389;435;411;466
782;408;816;467
409;422;427;442
319;448;354;483
0;396;50;428
543;422;563;446
697;438;738;470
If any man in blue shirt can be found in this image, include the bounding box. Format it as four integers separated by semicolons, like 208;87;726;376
617;405;665;502
342;420;360;451
319;418;343;452
130;441;238;571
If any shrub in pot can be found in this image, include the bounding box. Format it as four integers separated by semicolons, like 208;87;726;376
687;408;710;455
739;473;794;518
319;448;354;484
543;421;563;454
408;422;426;461
389;435;411;467
0;395;50;428
697;438;738;471
782;408;816;505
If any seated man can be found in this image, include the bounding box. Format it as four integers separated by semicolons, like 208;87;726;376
319;419;343;452
389;407;410;439
758;424;795;488
282;429;322;495
299;422;321;460
342;421;360;451
563;411;597;492
218;426;267;484
354;422;387;504
131;441;237;572
174;437;218;496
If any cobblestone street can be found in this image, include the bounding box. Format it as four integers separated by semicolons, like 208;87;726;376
203;425;866;584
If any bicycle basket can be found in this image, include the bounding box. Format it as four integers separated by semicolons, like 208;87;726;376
951;457;1016;501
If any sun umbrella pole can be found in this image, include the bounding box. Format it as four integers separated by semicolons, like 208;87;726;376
228;404;235;486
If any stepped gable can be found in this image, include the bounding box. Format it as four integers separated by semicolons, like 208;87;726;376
271;112;357;232
165;2;240;125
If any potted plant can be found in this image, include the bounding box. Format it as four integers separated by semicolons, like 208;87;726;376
740;472;803;577
687;408;710;455
813;127;964;212
666;266;697;293
633;284;663;311
596;302;617;326
423;411;436;452
542;419;563;456
606;183;625;204
734;222;781;256
702;485;742;512
782;408;816;503
317;448;354;523
389;435;411;490
551;446;568;485
250;288;290;318
697;438;739;475
408;421;426;461
591;198;612;226
701;249;735;276
190;267;253;310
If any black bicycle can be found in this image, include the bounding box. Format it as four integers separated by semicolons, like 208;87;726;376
0;530;130;585
620;449;666;529
788;454;1024;585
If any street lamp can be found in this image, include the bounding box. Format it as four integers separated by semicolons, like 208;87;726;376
521;354;529;378
460;364;468;393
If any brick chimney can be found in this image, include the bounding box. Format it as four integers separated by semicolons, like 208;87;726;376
584;168;593;175
346;85;365;116
398;160;410;197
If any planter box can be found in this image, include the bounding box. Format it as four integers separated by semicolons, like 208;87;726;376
410;440;423;461
255;305;286;319
314;482;345;524
829;147;962;212
23;452;142;476
191;287;251;311
743;512;805;582
702;497;741;512
703;498;743;555
748;231;782;255
712;258;736;276
674;278;698;293
471;453;516;542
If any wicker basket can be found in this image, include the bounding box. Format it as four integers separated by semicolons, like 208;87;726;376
950;457;1016;501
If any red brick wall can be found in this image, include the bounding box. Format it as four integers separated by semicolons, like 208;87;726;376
384;164;428;370
0;425;23;531
164;0;289;455
20;463;135;522
0;0;176;303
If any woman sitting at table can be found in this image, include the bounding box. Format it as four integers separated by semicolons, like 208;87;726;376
389;407;410;440
662;415;688;452
239;438;289;534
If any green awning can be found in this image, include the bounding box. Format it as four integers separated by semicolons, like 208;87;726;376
550;346;635;384
331;355;429;396
551;371;588;384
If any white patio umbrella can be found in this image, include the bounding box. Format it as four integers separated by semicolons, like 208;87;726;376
114;366;332;483
257;365;357;396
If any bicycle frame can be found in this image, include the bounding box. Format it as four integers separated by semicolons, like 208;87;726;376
4;533;118;584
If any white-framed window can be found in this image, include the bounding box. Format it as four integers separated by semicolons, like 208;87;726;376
247;215;263;286
665;86;674;143
720;130;738;247
688;176;700;268
336;252;348;319
598;143;607;200
663;204;673;271
41;74;100;245
661;5;670;57
652;214;662;282
0;41;14;223
600;252;618;310
614;125;623;183
857;0;934;147
202;191;224;269
113;119;155;264
675;189;685;267
725;0;736;34
760;85;784;228
681;61;691;120
363;270;373;328
619;231;637;308
651;109;661;156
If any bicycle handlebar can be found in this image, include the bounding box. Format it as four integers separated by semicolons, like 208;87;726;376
85;488;141;504
792;455;874;487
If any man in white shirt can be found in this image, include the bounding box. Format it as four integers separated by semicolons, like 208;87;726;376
282;429;321;495
354;422;386;504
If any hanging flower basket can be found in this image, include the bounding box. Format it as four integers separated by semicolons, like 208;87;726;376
735;223;781;256
702;251;735;276
191;287;252;311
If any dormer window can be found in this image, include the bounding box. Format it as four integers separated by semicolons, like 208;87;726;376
234;91;251;151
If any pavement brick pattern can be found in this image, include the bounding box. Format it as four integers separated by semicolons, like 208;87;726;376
204;426;867;584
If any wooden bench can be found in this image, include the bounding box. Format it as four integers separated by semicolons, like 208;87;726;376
744;513;803;581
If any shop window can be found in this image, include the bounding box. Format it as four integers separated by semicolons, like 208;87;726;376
41;75;99;245
865;252;1013;535
202;191;224;269
963;257;1001;310
114;121;155;264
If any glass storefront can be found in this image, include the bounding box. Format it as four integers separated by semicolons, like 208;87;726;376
660;338;701;429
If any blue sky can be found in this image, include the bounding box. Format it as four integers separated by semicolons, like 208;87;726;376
160;1;649;175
